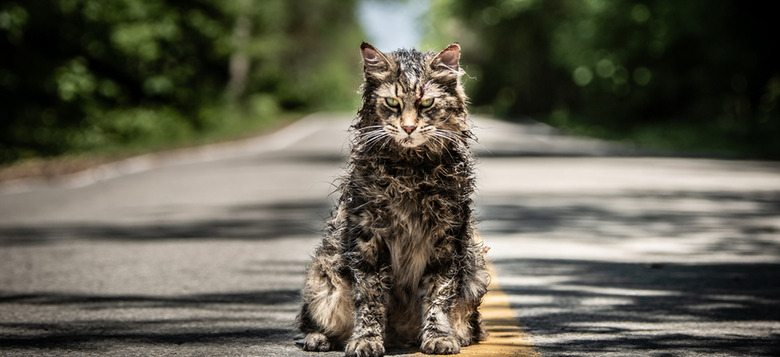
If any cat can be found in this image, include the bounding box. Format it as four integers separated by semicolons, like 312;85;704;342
297;42;490;357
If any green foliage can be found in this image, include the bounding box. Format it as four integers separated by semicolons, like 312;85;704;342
0;0;363;164
427;0;780;158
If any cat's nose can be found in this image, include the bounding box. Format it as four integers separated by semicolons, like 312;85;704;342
402;126;416;134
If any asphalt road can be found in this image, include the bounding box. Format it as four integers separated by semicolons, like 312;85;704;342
1;113;779;356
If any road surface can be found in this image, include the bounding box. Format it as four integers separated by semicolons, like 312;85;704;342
1;113;779;356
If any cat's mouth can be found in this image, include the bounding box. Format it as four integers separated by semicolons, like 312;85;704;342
399;137;417;147
397;135;426;148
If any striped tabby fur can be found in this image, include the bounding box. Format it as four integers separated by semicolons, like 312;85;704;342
297;42;490;356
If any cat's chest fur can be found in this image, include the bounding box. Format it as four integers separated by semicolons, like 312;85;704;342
353;157;460;290
385;197;435;290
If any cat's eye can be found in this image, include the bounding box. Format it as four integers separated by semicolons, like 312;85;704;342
385;97;401;108
419;98;434;108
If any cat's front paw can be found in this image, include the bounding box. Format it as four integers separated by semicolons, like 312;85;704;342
421;335;460;355
302;332;331;352
345;337;385;357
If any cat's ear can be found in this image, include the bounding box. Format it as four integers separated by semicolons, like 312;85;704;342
431;43;461;72
361;42;391;77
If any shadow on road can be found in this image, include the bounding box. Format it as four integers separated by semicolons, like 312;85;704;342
479;186;780;356
493;258;780;356
0;253;308;354
0;200;332;246
0;290;298;350
479;190;780;257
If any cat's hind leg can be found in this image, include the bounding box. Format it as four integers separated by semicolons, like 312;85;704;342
298;254;354;351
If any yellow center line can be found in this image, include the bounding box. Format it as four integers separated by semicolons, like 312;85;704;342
455;261;539;357
406;262;539;356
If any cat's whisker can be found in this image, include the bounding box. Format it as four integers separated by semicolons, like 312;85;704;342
361;132;385;141
366;137;389;151
431;125;461;140
433;131;451;142
356;126;385;135
357;124;385;129
363;137;385;149
356;127;385;139
429;133;457;162
359;130;387;142
379;135;393;151
358;128;385;136
431;131;459;145
360;129;392;152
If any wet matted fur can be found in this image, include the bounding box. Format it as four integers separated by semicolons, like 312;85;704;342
297;42;490;357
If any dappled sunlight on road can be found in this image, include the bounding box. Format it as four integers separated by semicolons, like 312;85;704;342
489;258;780;356
477;155;780;356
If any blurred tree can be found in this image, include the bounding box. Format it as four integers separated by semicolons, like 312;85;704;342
0;0;363;164
426;0;779;158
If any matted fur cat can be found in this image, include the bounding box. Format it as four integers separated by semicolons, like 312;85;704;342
297;42;490;356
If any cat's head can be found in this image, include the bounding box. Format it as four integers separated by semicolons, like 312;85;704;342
357;43;470;150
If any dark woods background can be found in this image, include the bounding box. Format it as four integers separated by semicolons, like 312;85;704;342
0;0;363;163
430;0;779;158
1;0;778;164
